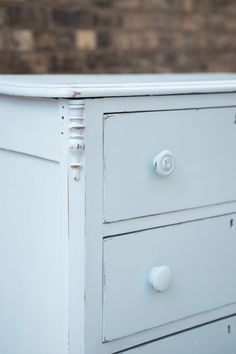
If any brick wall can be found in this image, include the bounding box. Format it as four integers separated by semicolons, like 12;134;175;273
0;0;235;73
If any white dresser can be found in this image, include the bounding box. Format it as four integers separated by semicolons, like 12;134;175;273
1;74;236;354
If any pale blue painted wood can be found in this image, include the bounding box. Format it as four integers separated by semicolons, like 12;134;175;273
0;74;236;98
121;316;236;353
1;73;236;85
103;214;236;341
0;150;67;354
104;107;236;222
1;75;236;354
0;96;60;161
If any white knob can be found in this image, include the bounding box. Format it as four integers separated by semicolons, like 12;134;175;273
153;150;175;176
148;265;173;292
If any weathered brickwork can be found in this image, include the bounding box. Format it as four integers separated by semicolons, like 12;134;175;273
0;0;235;73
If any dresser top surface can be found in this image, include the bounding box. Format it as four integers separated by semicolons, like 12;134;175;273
0;73;236;98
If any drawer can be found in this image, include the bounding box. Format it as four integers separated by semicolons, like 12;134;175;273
120;316;236;354
104;107;236;222
103;214;236;341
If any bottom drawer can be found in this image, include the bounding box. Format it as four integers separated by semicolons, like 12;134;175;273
121;316;236;354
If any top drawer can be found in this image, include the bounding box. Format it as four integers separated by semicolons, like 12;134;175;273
104;107;236;222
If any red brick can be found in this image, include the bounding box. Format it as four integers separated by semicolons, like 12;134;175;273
0;0;235;73
6;4;48;28
52;8;94;27
12;30;34;51
76;30;97;50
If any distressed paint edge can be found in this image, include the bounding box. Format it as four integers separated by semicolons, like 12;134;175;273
1;80;236;98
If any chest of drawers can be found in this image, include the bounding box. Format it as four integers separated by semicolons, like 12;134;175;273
1;74;236;354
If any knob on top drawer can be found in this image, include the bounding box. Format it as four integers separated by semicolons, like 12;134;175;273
153;150;175;176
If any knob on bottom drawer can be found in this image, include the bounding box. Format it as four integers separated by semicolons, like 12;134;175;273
148;265;173;292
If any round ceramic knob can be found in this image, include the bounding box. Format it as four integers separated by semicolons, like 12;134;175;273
148;265;173;292
153;150;175;176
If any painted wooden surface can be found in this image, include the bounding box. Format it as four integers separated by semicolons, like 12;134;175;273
104;107;236;222
0;96;60;161
121;316;236;354
103;214;236;341
1;75;236;354
75;92;236;354
0;74;236;98
0;150;67;354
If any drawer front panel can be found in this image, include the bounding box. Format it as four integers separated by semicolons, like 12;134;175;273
121;316;236;354
103;214;236;340
104;107;236;222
